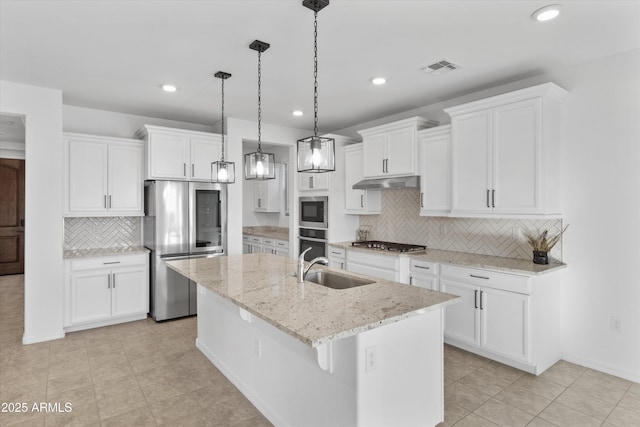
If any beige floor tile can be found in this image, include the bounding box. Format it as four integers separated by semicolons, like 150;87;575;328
618;388;640;413
0;367;49;394
233;414;274;427
538;401;602;427
0;409;45;427
444;358;476;386
511;375;567;400
148;392;202;426
444;382;492;412
457;369;514;396
555;387;617;420
444;345;491;369
539;360;586;387
139;376;189;402
99;407;157;427
44;384;99;427
494;384;552;416
603;406;640;427
478;360;526;383
525;417;559;427
442;402;469;426
94;376;147;420
47;356;90;381
473;398;535;427
89;360;134;386
569;375;627;404
581;368;634;392
453;412;500;427
0;377;47;404
46;370;93;397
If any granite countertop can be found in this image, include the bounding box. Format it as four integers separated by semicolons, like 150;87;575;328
165;253;458;348
329;242;566;275
243;226;289;241
63;246;150;260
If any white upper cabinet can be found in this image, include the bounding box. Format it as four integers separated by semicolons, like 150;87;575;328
344;144;381;214
254;164;282;213
418;125;451;216
358;117;439;179
64;133;144;216
299;171;329;191
445;83;567;218
137;125;222;182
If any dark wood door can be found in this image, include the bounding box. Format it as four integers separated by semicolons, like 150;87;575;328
0;159;25;275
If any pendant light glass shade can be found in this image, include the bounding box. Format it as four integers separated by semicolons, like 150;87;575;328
211;71;235;183
245;40;276;180
297;135;335;172
297;0;335;173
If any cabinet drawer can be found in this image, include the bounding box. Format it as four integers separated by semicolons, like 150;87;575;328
440;264;530;294
328;247;345;259
410;258;439;276
347;250;399;270
262;238;275;246
275;239;289;249
250;236;262;244
70;253;147;272
243;235;251;242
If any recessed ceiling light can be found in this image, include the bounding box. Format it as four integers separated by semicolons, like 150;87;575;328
162;84;177;92
531;4;561;21
371;77;386;85
292;110;304;117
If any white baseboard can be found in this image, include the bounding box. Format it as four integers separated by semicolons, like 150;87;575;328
22;330;65;345
562;353;640;383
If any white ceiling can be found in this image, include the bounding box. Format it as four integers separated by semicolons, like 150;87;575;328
1;1;639;134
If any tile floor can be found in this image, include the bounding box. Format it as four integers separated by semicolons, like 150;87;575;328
1;274;639;426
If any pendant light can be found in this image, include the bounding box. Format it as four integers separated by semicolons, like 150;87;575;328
245;40;276;180
297;0;335;173
211;71;235;184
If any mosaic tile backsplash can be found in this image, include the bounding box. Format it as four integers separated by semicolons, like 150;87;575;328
64;217;142;250
359;189;563;262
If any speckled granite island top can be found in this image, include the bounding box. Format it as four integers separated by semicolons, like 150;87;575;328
63;246;150;259
165;253;458;347
330;242;566;275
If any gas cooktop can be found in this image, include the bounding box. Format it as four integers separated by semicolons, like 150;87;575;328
351;240;426;253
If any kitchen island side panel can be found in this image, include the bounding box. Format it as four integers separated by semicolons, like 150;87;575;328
196;284;444;427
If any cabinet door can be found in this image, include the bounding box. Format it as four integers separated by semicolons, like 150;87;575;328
419;129;451;215
492;99;540;214
363;133;386;177
148;132;189;179
451;110;492;213
111;266;148;317
67;139;108;214
69;270;111;324
410;275;438;291
328;259;345;270
108;143;143;214
480;287;529;362
254;181;265;210
386;127;416;176
440;279;480;346
344;146;366;211
299;172;329;191
190;136;222;181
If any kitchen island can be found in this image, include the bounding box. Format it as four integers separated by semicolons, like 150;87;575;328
166;253;458;427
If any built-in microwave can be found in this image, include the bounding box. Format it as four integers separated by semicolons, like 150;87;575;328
299;196;328;228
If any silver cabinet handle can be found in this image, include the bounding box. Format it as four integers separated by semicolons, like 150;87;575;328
470;274;490;280
192;164;195;177
474;290;478;309
486;189;490;208
410;276;414;285
108;274;111;289
103;261;120;265
340;262;344;269
104;195;107;209
414;265;430;270
480;290;484;310
492;189;495;208
330;251;341;255
420;192;424;208
309;176;313;189
360;194;364;208
183;163;186;177
112;273;116;288
382;159;385;174
108;195;112;209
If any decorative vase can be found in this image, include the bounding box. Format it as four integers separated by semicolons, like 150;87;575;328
533;250;549;265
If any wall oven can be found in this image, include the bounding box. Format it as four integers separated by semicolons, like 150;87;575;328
298;227;327;261
299;196;328;229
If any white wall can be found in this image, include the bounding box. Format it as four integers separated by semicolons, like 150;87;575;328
63;105;213;138
0;81;64;344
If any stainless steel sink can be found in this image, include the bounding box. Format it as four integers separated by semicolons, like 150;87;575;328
304;271;375;290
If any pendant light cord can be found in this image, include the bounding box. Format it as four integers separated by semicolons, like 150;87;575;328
257;49;262;151
221;77;225;161
313;9;319;138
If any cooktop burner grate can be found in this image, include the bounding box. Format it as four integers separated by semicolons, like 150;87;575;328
351;240;426;253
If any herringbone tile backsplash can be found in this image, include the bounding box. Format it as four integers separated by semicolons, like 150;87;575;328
359;189;563;262
64;217;142;250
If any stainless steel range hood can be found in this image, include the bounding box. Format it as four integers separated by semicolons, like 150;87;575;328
352;175;419;190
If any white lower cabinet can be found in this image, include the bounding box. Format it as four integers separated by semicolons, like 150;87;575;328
65;253;148;331
439;264;560;374
346;250;399;281
274;239;290;257
328;246;346;270
244;234;289;257
409;259;439;290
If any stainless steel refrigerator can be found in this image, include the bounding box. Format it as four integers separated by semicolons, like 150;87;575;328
143;180;226;321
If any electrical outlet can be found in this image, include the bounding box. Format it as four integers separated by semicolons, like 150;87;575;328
365;346;377;372
610;316;623;332
512;227;522;240
440;224;448;237
254;338;262;357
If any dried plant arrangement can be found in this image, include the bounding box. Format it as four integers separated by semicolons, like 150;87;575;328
524;225;569;252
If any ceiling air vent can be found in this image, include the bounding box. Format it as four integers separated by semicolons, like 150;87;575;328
421;59;461;76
